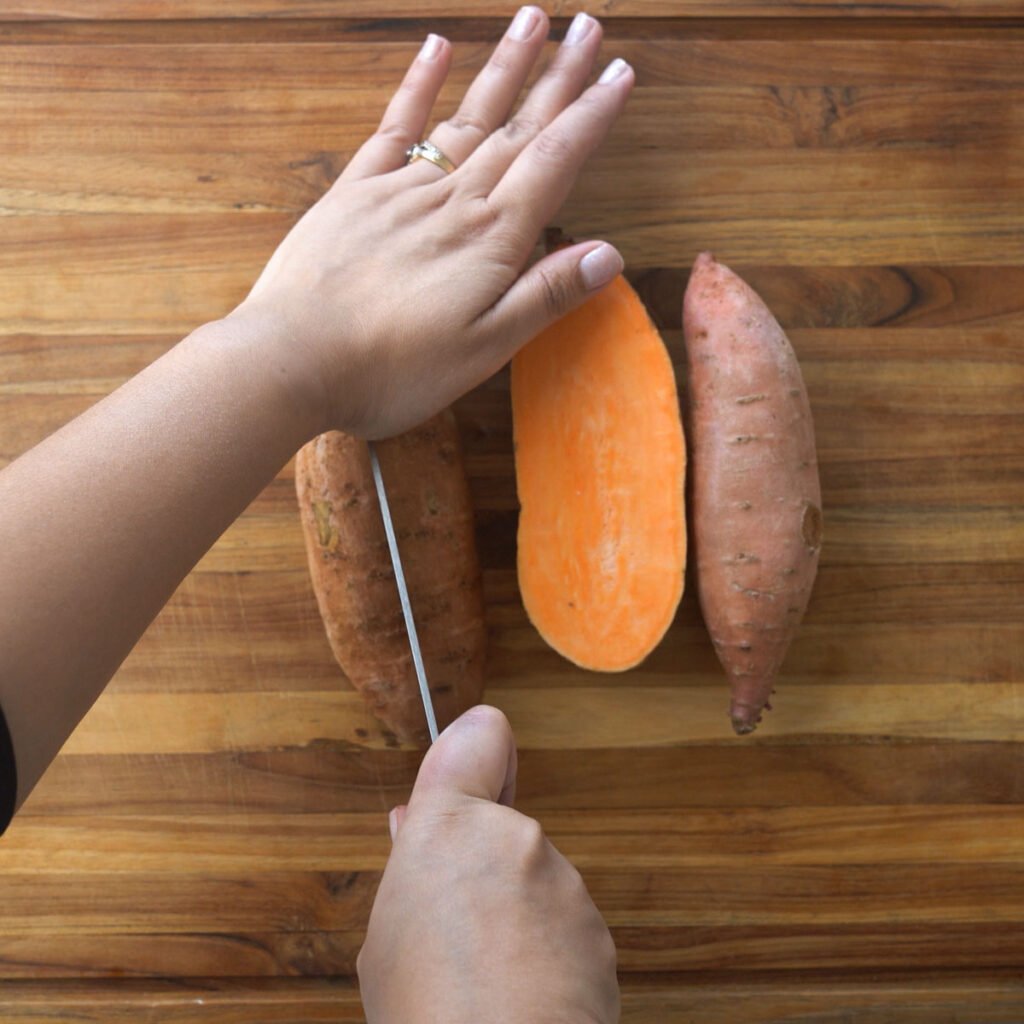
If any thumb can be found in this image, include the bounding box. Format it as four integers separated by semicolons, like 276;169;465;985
407;705;518;812
482;240;623;356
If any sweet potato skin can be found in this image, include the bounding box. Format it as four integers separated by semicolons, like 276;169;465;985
683;252;822;734
295;410;486;744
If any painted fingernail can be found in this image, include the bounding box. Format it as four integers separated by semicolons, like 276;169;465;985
509;5;541;41
418;33;444;62
388;807;399;843
598;57;630;84
580;243;623;290
565;12;596;45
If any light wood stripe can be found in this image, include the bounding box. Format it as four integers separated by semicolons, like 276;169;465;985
4;974;1024;1024
57;681;1024;755
5;806;1024;871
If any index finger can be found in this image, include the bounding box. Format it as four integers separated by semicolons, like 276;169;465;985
408;705;518;808
489;57;634;237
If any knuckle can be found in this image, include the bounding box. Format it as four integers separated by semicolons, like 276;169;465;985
486;46;518;76
396;77;421;100
567;861;588;894
578;83;608;111
416;801;480;852
444;110;490;141
567;862;598;908
516;816;548;864
462;198;505;241
489;220;528;258
376;120;412;143
531;129;575;166
537;266;574;319
420;178;458;214
408;797;471;845
501;113;544;145
598;929;614;966
427;803;471;836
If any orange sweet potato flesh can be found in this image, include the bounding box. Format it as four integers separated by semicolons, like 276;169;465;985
683;252;822;735
295;410;486;744
511;271;686;671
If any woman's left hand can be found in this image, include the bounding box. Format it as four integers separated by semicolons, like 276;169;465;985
231;7;633;439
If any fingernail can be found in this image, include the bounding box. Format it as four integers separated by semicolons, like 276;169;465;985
564;12;596;45
388;807;399;843
580;243;623;290
418;33;444;62
598;57;630;84
509;5;540;41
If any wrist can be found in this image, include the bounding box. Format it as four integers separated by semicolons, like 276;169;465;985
206;304;333;442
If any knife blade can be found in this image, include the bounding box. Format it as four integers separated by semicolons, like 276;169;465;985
368;440;440;743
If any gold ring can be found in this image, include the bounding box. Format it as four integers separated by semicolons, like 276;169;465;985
405;140;456;175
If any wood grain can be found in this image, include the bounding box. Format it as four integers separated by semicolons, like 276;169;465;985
49;683;1024;753
1;4;1023;1019
8;807;1024;871
2;0;1023;19
3;975;1024;1024
19;743;1024;816
5;18;1024;49
3;808;1024;978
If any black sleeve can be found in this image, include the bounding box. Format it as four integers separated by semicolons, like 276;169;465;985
0;705;16;837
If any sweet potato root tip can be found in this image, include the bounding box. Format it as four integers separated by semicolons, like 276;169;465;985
730;700;764;735
732;686;772;733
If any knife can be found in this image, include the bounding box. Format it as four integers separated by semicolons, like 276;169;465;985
368;441;440;743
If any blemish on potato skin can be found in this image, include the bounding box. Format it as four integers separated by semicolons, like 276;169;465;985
730;583;777;600
736;393;768;405
801;502;824;551
312;500;336;549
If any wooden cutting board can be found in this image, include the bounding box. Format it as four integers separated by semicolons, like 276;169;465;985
1;3;1023;1020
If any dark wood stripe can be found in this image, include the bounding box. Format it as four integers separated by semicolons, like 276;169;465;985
18;741;1024;815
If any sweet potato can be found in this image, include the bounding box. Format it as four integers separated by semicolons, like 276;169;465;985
683;252;822;734
511;253;687;671
295;410;486;744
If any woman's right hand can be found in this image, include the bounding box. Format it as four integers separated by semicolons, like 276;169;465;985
357;705;620;1023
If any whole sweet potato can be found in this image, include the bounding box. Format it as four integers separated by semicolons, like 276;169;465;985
295;410;486;744
683;252;822;734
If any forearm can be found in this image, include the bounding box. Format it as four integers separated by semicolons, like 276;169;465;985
0;314;322;811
